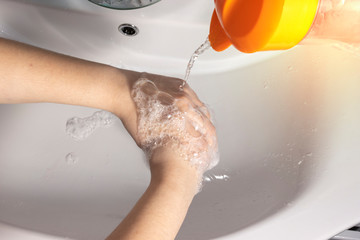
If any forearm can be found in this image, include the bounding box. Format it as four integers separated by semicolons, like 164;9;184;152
106;152;199;240
0;37;134;118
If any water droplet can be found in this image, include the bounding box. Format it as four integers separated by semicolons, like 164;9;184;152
203;176;211;182
65;152;79;165
306;152;313;157
220;175;230;181
203;173;230;182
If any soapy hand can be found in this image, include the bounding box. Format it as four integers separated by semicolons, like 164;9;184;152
123;72;219;184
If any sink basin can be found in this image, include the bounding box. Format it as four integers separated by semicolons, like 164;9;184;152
1;0;360;239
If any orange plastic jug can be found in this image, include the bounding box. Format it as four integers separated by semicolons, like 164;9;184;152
209;0;360;53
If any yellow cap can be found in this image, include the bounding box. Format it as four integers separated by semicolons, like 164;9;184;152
209;0;320;53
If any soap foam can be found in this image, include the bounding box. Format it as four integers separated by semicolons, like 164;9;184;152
65;152;79;165
66;110;116;141
132;78;219;177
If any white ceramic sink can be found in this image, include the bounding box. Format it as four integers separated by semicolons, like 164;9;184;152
1;1;360;240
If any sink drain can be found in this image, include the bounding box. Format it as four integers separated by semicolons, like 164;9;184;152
118;24;139;36
89;0;161;10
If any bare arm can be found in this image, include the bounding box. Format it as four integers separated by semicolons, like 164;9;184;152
106;147;199;240
0;37;136;120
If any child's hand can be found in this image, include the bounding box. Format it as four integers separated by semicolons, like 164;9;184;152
121;72;219;188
